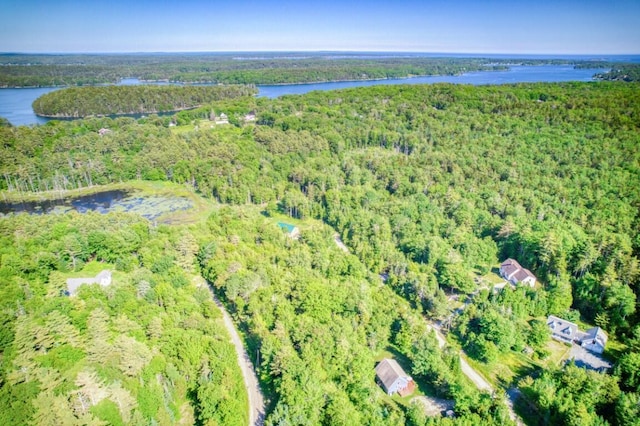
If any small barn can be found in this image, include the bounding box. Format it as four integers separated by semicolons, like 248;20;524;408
277;222;300;238
375;358;415;396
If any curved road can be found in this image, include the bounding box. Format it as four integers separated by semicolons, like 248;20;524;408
212;294;265;426
427;323;524;425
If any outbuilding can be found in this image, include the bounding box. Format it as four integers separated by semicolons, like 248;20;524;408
375;358;415;396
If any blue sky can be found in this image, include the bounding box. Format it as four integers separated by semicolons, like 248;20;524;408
1;0;639;54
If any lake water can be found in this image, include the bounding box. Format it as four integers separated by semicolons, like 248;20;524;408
0;189;193;221
0;65;606;126
258;65;604;97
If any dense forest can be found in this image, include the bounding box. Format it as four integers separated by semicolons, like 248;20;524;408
32;85;257;117
0;201;511;425
0;212;248;425
0;53;611;87
1;80;640;424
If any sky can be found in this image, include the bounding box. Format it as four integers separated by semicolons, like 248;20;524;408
1;0;639;54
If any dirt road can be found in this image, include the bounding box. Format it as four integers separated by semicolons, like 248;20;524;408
427;322;524;425
333;233;350;253
213;294;265;426
458;355;493;392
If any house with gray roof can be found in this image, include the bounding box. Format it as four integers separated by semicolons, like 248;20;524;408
547;315;580;344
66;270;112;296
581;326;608;354
375;358;415;396
500;258;536;287
547;315;608;354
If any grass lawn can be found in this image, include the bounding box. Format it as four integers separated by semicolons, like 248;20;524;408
169;118;218;134
467;352;537;388
461;337;573;390
477;269;506;286
545;339;573;366
65;260;115;277
604;338;628;360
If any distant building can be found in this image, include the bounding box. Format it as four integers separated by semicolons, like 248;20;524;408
215;113;229;125
375;358;415;396
66;270;112;296
244;112;256;122
547;315;607;354
98;128;112;136
500;258;536;287
277;222;300;239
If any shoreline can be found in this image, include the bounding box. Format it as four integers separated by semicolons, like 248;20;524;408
34;105;199;119
1;70;510;90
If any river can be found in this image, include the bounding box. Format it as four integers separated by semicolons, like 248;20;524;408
0;65;606;126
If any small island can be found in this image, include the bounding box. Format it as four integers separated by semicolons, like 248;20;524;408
32;84;257;118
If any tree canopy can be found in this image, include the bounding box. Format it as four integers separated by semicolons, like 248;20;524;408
32;85;257;117
1;80;640;425
0;52;611;87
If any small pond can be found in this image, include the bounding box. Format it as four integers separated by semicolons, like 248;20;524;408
0;189;193;221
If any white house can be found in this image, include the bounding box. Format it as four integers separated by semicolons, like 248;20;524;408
375;358;415;396
215;113;229;125
547;315;608;354
66;270;112;296
547;315;580;344
581;327;608;354
500;258;536;287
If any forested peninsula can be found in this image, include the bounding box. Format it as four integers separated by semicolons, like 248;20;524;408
0;53;610;87
2;81;640;425
595;64;640;82
32;85;257;118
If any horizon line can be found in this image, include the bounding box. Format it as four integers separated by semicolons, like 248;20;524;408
1;50;639;56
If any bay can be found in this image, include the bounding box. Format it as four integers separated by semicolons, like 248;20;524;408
257;65;604;98
0;65;606;126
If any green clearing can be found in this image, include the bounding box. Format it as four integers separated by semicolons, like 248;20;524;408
477;270;506;286
65;260;115;277
170;119;218;134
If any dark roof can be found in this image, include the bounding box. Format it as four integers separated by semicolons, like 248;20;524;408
514;268;535;281
501;259;520;268
501;258;536;282
375;358;409;391
501;259;521;277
